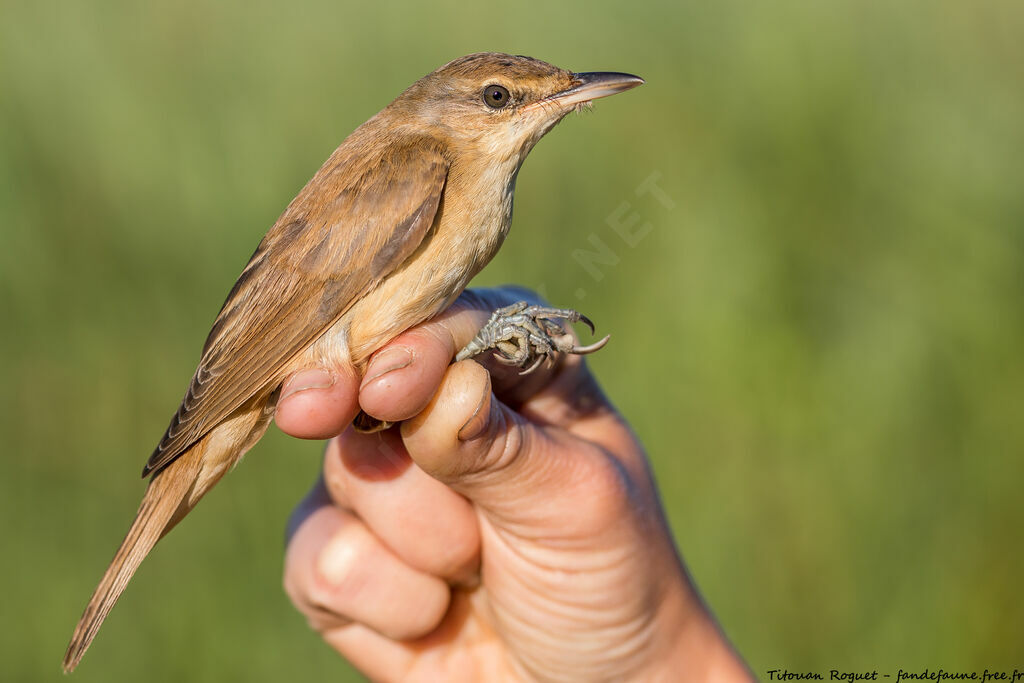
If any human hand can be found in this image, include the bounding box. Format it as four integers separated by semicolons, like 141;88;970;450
278;286;750;682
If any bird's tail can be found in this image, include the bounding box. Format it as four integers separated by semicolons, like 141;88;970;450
62;443;205;673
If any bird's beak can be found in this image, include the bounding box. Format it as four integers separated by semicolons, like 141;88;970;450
528;72;645;113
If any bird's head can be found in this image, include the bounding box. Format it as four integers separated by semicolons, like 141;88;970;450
390;52;644;163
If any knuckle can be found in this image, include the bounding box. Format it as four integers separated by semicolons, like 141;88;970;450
281;563;304;608
309;530;369;608
282;553;349;632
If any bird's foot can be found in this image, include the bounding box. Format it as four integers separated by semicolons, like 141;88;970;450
353;411;392;434
455;301;610;375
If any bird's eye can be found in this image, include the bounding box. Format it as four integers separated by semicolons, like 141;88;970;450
482;84;511;109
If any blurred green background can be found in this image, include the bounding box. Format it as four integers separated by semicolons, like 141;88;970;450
3;0;1023;680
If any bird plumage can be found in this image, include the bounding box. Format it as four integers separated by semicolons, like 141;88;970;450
63;52;642;672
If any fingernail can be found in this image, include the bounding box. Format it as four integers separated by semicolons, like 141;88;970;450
362;346;414;388
281;369;335;401
458;372;493;442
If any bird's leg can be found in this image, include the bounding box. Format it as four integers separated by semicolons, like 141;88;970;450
455;301;610;375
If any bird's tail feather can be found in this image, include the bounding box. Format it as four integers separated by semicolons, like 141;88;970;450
62;444;204;673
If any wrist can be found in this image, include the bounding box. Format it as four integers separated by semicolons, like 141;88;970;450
641;573;752;682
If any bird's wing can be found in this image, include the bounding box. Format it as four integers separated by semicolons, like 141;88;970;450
143;140;449;476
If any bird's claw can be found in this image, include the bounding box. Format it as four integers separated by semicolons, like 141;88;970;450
455;301;610;374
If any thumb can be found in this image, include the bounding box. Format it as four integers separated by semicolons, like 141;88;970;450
400;361;622;532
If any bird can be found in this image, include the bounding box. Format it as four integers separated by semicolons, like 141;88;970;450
62;52;643;672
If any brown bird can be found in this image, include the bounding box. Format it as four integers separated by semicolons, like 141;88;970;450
62;52;643;672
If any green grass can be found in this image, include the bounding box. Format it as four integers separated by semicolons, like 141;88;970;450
3;1;1023;680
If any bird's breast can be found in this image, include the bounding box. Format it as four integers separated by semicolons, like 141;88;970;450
333;160;520;367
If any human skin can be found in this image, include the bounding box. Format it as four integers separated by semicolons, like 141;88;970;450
279;287;752;682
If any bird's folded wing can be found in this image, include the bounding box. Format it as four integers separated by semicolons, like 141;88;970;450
143;140;449;476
